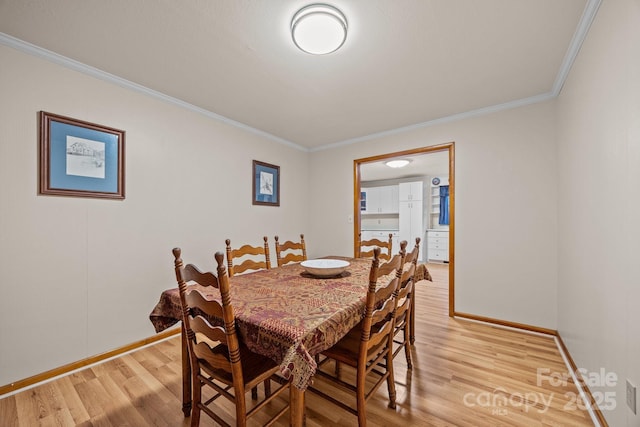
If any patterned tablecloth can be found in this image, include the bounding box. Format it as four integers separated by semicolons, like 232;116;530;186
149;257;377;390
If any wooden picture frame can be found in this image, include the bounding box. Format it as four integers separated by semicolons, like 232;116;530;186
252;160;279;206
39;111;125;199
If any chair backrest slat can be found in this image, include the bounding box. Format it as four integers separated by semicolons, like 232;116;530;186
399;263;416;292
358;232;393;261
181;263;219;287
370;297;397;325
225;236;271;276
274;234;307;267
188;316;226;345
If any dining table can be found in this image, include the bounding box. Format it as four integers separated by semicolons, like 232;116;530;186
149;256;385;426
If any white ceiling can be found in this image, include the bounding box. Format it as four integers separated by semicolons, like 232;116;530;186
0;0;597;151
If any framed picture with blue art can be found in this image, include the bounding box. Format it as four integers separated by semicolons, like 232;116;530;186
252;160;279;206
39;111;125;199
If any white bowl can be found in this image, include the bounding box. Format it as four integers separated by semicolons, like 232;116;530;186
301;259;350;277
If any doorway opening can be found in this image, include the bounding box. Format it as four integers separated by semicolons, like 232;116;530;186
353;142;455;316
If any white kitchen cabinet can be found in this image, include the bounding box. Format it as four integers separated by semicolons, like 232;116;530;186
399;200;423;250
426;230;449;262
399;181;423;202
361;185;399;214
380;185;399;213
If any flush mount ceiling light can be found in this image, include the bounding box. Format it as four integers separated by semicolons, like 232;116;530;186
385;159;411;168
291;4;348;55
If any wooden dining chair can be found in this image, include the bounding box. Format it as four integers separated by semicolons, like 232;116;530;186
309;245;406;426
358;232;393;261
225;236;271;277
173;248;290;427
392;237;420;370
274;234;307;267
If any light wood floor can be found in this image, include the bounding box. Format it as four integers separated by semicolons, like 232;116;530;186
0;263;595;426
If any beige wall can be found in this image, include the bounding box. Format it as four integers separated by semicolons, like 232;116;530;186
556;0;640;425
0;39;563;387
0;44;309;385
308;101;559;329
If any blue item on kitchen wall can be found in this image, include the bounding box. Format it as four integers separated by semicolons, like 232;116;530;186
439;185;449;225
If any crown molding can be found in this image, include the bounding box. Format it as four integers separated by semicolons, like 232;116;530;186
551;0;601;95
310;92;556;152
0;32;306;152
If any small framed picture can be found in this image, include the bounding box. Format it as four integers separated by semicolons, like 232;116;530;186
252;160;280;206
39;111;125;199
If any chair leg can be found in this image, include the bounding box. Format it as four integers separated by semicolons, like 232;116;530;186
404;326;413;370
386;349;397;409
409;295;416;345
251;386;258;400
356;367;367;427
264;379;272;397
236;387;248;427
181;323;192;417
236;400;248;427
191;377;202;427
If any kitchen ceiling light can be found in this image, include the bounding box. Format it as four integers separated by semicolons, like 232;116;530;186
385;159;411;168
291;4;347;55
